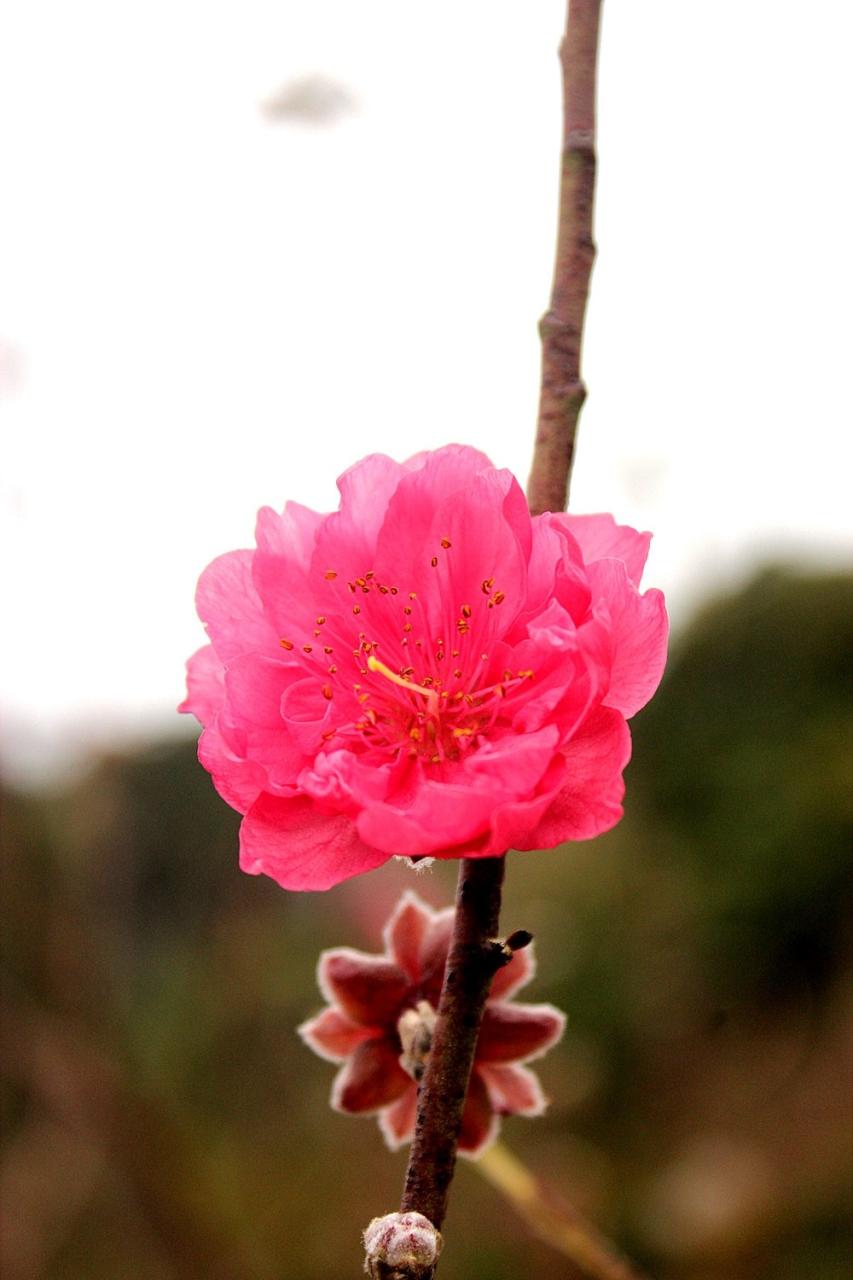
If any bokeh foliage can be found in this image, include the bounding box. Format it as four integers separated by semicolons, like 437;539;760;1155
2;566;851;1279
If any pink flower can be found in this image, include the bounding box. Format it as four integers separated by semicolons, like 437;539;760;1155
180;445;667;890
299;891;566;1157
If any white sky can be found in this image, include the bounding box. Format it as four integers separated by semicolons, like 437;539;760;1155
1;1;851;781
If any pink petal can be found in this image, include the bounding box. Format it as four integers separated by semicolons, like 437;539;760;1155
331;1038;412;1113
561;512;652;586
378;1085;419;1150
298;1007;375;1063
196;719;268;814
489;941;537;1001
522;514;591;626
588;560;669;718
318;949;409;1026
239;793;391;891
279;677;334;752
374;446;496;580
356;780;497;858
310;454;407;586
458;1069;500;1157
477;1002;566;1064
251;506;320;638
179;644;224;725
418;907;455;1004
420;469;529;642
527;708;632;848
464;725;559;797
382;891;435;983
196;549;280;661
477;1063;547;1116
224;654;291;728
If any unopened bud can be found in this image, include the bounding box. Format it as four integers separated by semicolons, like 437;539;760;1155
505;928;533;951
363;1211;442;1279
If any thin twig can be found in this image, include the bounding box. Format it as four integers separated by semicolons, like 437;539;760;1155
399;856;506;1231
527;0;603;517
366;5;605;1275
478;1142;651;1280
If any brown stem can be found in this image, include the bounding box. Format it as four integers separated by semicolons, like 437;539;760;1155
527;0;603;517
399;856;506;1232
368;6;604;1276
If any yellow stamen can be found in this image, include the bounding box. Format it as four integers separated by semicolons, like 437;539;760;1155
366;654;439;712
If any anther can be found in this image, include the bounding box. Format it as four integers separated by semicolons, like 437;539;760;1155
430;556;438;568
481;577;495;594
353;605;361;615
324;645;334;654
322;685;333;700
324;570;337;580
440;537;452;549
316;616;326;625
303;644;313;653
280;639;294;650
461;604;472;618
493;591;506;606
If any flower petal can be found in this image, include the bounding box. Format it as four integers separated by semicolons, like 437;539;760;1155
196;718;268;814
382;891;435;983
318;948;409;1026
458;1069;500;1157
527;707;632;848
561;513;652;586
239;793;391;891
196;549;280;662
224;654;292;728
477;1063;548;1117
251;505;321;638
298;1007;375;1063
331;1038;411;1113
378;1086;419;1150
477;1002;566;1064
588;559;669;718
178;644;225;725
417;907;455;1004
489;941;537;1001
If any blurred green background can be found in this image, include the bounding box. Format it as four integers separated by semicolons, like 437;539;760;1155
2;564;851;1280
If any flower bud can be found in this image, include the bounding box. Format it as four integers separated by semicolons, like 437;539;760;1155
363;1211;442;1279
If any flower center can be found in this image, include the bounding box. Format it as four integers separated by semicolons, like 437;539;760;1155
278;538;536;763
397;1000;436;1082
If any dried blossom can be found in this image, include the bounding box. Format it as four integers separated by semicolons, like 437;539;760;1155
299;891;566;1157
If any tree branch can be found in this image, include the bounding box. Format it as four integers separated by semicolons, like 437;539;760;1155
527;0;603;517
399;856;506;1230
365;5;605;1275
